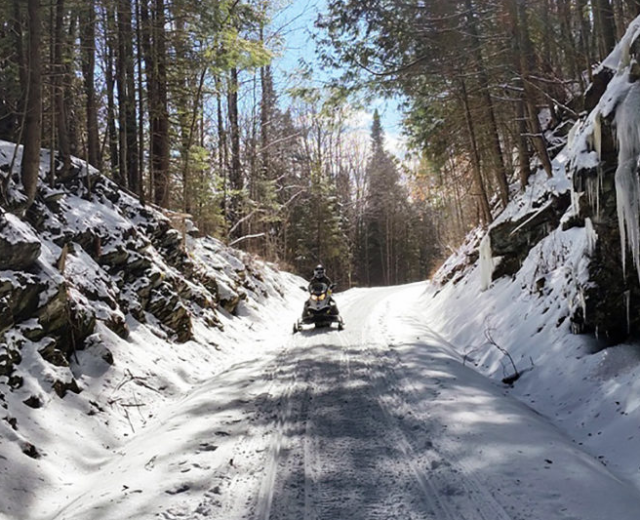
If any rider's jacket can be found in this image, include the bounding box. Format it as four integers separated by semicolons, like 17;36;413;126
309;274;332;289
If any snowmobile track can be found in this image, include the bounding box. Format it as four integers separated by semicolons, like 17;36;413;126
358;344;513;520
351;298;514;520
193;291;517;520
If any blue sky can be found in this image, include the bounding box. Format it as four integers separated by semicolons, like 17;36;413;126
269;0;405;154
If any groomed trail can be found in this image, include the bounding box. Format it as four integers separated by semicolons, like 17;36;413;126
51;284;640;520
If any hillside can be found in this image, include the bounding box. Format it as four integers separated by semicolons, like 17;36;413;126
418;16;640;491
0;141;304;518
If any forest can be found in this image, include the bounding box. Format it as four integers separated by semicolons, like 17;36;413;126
0;0;637;286
5;2;640;517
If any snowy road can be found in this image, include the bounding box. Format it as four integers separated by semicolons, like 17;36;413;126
50;284;640;520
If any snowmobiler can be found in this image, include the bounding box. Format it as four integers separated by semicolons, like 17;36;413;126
293;265;344;332
309;264;332;288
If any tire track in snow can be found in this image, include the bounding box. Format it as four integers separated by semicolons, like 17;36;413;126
188;335;303;520
340;311;460;520
358;298;514;520
254;361;298;520
262;308;444;520
252;329;318;520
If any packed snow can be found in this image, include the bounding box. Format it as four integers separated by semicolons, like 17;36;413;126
6;274;640;519
3;161;640;518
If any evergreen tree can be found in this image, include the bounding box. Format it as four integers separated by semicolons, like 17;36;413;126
363;110;403;286
21;0;42;210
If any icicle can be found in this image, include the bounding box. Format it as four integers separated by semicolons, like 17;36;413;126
598;164;604;217
567;120;579;152
614;82;640;280
585;217;598;256
593;113;602;160
625;289;631;335
586;176;596;209
569;288;588;334
570;184;581;216
579;289;587;323
584;171;603;216
479;233;494;291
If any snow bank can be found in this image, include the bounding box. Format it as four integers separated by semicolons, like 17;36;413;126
422;214;640;489
422;15;640;492
0;139;307;520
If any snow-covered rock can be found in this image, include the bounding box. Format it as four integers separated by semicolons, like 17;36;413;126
0;210;41;270
0;140;305;504
476;14;640;343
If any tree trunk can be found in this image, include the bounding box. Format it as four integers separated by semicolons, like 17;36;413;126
506;0;534;189
115;0;127;187
576;0;594;83
21;0;42;209
54;0;71;178
516;96;532;189
10;0;27;141
463;0;510;207
541;0;552;69
80;0;100;169
595;0;617;60
460;79;492;225
612;0;626;39
151;0;170;207
182;69;206;214
216;78;227;217
103;2;119;175
626;0;640;18
65;14;78;159
228;67;242;237
139;0;154;197
559;0;583;92
260;25;273;183
171;11;199;214
13;0;27;94
123;0;139;195
116;0;138;193
515;0;554;178
135;0;145;203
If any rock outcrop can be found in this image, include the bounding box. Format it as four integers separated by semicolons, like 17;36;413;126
487;191;572;281
483;21;640;344
476;22;640;344
0;143;276;399
0;212;41;270
569;70;640;342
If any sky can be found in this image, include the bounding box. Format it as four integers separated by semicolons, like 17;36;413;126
268;0;407;157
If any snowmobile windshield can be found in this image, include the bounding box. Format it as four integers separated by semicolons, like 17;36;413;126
310;282;328;295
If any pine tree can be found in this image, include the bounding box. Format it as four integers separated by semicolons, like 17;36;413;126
21;0;42;210
80;0;100;169
364;110;403;286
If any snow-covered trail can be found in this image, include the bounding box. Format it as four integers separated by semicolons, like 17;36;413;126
50;284;640;520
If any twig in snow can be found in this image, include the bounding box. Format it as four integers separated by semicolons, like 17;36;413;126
462;345;482;366
484;318;520;385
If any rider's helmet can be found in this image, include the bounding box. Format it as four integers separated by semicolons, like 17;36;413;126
313;264;325;278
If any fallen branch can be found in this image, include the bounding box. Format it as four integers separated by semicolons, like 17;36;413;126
229;233;266;247
484;318;520;385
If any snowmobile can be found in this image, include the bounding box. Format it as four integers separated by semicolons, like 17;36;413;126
293;282;344;333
